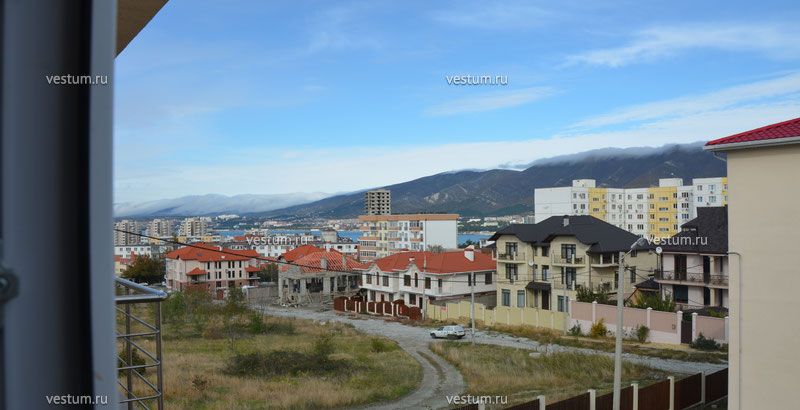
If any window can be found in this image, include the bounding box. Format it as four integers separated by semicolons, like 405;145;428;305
504;242;518;255
674;254;687;274
517;290;525;307
403;275;411;286
414;273;418;287
410;294;416;305
467;273;472;287
673;285;688;303
425;277;431;289
438;278;442;290
485;272;492;285
501;289;511;307
629;266;637;283
557;295;569;312
541;265;549;281
561;244;576;260
366;273;372;284
505;264;518;283
561;267;576;287
382;275;389;286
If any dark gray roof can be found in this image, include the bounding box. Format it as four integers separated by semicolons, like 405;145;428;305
488;215;651;254
660;206;727;254
635;278;660;291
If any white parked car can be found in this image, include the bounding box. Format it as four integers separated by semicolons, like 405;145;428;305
430;325;466;339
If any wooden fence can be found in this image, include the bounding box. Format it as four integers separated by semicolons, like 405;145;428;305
482;369;727;410
333;296;422;320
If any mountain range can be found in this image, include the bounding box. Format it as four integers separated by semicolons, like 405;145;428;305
115;142;726;218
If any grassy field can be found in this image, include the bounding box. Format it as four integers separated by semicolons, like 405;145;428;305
118;292;421;409
420;318;728;364
430;341;671;406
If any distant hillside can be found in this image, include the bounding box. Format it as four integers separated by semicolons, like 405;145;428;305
259;142;726;219
114;192;331;217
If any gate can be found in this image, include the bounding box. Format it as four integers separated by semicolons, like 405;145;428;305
681;320;692;344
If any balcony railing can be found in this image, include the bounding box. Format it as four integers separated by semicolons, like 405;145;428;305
115;277;168;410
654;270;729;287
497;252;525;262
551;254;585;265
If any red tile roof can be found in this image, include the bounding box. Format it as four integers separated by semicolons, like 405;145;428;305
281;245;324;262
165;243;258;262
284;249;369;273
706;117;800;147
373;250;495;274
186;267;208;276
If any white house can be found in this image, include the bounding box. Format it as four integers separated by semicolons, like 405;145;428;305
360;247;496;310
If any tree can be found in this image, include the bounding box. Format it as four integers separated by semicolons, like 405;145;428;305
628;292;676;312
427;245;445;253
575;284;611;305
458;239;477;249
256;263;279;282
122;255;165;284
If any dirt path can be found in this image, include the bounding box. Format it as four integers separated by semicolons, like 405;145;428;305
255;305;466;410
255;305;726;409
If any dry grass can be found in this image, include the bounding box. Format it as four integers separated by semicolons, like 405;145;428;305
118;306;421;409
430;341;670;406
420;317;727;364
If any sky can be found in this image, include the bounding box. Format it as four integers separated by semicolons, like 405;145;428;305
114;0;800;203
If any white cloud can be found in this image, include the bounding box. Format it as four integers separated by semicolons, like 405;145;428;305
569;23;800;67
424;87;554;116
571;72;800;129
115;98;800;203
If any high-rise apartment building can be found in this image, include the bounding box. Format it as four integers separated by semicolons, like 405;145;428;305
113;219;143;246
179;217;210;237
535;177;727;237
364;189;391;215
146;218;172;240
358;213;458;261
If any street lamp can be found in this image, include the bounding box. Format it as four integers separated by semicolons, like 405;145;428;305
612;236;649;410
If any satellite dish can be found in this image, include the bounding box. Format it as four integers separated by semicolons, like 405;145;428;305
655;246;663;255
528;261;535;267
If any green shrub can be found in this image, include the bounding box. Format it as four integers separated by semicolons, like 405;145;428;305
636;325;650;343
568;323;583;336
224;349;349;377
312;333;335;359
248;313;267;335
589;319;608;338
370;338;398;353
118;348;146;375
629;293;675;312
265;320;296;335
691;333;721;351
191;374;209;394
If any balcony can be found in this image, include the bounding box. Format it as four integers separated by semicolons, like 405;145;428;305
654;269;729;287
115;277;168;409
551;254;585;266
496;252;526;263
590;254;619;267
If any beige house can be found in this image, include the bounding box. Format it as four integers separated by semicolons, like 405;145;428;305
489;215;657;313
705;117;800;409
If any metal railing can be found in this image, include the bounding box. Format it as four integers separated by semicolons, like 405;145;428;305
115;277;168;410
654;270;729;287
497;252;525;261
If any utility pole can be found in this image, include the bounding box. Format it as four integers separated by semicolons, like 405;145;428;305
470;273;475;343
612;251;625;410
562;269;568;335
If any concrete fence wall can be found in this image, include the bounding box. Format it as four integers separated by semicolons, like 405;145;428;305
569;301;729;345
426;301;566;332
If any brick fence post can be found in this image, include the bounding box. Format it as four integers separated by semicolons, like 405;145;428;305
588;389;596;410
537;395;545;410
592;300;597;323
691;312;698;342
724;315;730;343
646;307;652;328
676;310;683;343
631;382;639;410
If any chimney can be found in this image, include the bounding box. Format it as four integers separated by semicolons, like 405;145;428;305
321;257;328;270
464;245;475;261
342;254;347;269
563;216;570;227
